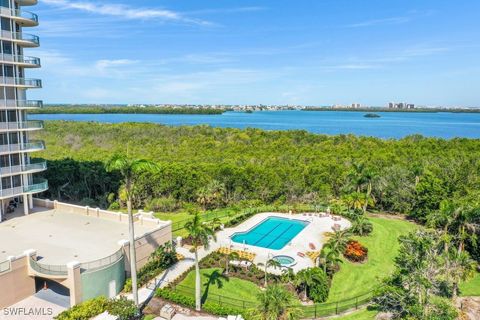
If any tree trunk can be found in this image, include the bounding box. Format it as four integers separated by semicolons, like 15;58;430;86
195;249;201;311
363;183;371;214
127;198;139;306
264;266;268;287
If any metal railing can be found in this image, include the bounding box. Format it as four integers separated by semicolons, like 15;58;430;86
0;260;10;273
12;9;38;23
23;179;48;193
0;140;45;154
29;257;68;276
167;284;376;318
0;53;40;66
80;248;124;272
0;7;38;23
0;100;43;109
0;77;42;88
0;31;40;46
0;120;44;130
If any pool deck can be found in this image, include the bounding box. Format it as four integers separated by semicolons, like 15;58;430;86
215;212;351;273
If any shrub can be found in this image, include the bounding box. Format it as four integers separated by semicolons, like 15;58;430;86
146;197;179;212
351;216;373;236
296;268;330;303
343;240;368;262
108;201;120;210
54;297;108;320
106;297;138;320
155;288;195;307
124;242;178;292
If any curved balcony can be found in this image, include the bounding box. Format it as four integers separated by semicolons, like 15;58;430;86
15;0;38;6
0;100;43;109
0;120;44;132
0;140;45;155
0;8;38;27
24;178;48;194
0;31;39;47
0;179;48;199
0;77;42;88
0;161;47;176
0;53;41;68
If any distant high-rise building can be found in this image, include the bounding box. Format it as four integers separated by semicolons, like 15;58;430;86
0;0;47;219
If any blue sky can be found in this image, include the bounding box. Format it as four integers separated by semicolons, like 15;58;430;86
26;0;480;106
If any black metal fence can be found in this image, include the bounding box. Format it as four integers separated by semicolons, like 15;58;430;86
169;283;375;318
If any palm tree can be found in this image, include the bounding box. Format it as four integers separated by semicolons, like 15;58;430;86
224;251;239;275
324;229;351;257
318;250;343;274
184;212;216;311
250;284;302;320
257;258;281;287
351;215;373;236
105;154;158;306
446;250;476;298
295;269;316;300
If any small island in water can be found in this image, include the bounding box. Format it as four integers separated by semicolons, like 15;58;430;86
364;113;381;118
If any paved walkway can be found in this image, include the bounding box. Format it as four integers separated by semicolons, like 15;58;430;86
126;240;222;305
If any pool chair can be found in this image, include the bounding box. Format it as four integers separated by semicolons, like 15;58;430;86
297;252;306;258
309;243;316;250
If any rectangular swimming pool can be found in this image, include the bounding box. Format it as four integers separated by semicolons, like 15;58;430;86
231;216;309;250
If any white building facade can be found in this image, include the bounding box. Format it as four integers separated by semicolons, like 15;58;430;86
0;0;47;220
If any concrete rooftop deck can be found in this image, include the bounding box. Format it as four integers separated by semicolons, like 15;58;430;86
0;205;157;264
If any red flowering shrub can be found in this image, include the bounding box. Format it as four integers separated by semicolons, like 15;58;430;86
343;240;368;263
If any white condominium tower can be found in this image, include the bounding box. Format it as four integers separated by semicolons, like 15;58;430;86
0;0;46;220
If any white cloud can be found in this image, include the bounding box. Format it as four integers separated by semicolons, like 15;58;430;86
347;16;411;28
42;0;211;25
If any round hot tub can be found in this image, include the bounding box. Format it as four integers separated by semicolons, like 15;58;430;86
272;255;297;267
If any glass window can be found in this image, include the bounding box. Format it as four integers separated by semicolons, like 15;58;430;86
2;41;13;55
8;132;18;144
0;0;10;9
0;155;9;167
12;175;21;187
1;177;11;190
1;17;11;32
10;154;20;166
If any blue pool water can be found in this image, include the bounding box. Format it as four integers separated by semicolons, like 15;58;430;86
231;216;309;250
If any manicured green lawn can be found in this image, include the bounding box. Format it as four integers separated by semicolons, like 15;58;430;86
177;268;261;304
460;272;480;296
334;308;378;320
327;216;417;302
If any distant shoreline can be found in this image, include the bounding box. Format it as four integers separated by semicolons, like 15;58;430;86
302;107;480;113
31;106;225;115
31;105;480;115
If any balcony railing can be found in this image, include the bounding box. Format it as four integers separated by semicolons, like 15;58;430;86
0;179;48;198
0;53;40;67
0;120;44;131
0;100;43;109
0;161;47;176
29;257;67;277
24;178;48;193
0;31;39;46
0;140;45;154
0;77;42;88
80;248;124;272
0;7;38;25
